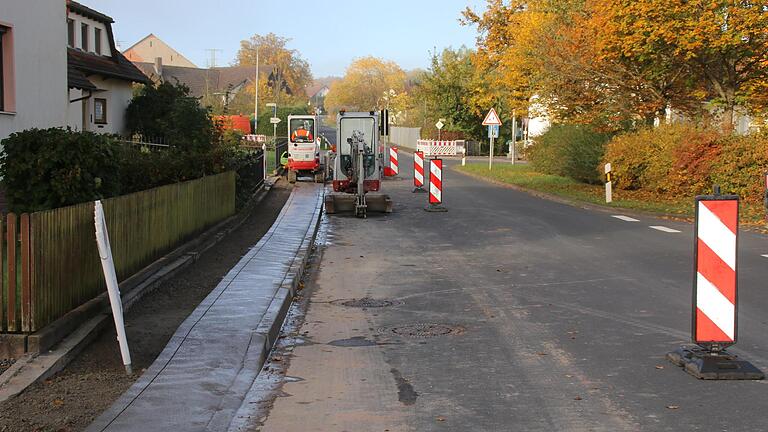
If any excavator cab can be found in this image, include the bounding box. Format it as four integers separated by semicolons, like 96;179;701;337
325;111;392;218
286;115;323;183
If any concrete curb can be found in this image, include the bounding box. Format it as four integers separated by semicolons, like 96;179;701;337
226;189;323;432
0;180;277;403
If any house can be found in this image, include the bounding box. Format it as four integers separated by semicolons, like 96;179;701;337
133;59;272;106
66;1;150;135
0;0;69;141
124;34;197;68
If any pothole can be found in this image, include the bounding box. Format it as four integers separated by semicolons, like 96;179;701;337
378;323;466;338
331;297;404;308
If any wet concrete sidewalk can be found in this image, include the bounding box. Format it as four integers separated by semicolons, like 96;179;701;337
87;183;324;432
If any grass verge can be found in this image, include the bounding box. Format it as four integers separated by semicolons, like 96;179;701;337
455;163;767;227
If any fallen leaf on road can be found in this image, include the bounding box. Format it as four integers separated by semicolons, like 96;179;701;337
574;396;582;401
565;374;573;378
655;365;665;370
666;405;680;410
536;352;548;356
436;416;446;422
52;399;64;407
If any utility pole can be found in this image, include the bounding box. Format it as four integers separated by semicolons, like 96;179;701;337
254;46;259;133
205;48;223;68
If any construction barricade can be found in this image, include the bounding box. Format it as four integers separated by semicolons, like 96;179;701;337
425;159;447;212
417;140;462;158
385;146;399;177
667;189;763;379
413;151;426;193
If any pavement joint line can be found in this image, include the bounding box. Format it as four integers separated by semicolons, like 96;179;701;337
612;215;640;222
649;225;681;233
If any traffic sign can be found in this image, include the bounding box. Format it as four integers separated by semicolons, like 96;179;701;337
488;125;499;138
435;120;444;130
270;117;281;124
482;108;502;126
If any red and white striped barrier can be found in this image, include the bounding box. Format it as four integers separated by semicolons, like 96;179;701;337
417;140;460;157
425;159;446;212
668;191;763;379
413;151;425;192
694;196;738;345
385;146;399;176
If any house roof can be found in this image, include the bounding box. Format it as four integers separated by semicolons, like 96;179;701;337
123;34;198;68
68;66;98;91
67;1;114;24
68;48;150;88
132;63;272;98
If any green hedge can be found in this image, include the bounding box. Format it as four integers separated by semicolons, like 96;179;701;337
528;124;610;184
602;124;768;204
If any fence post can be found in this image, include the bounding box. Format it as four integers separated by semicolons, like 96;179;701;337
20;214;31;332
6;214;16;332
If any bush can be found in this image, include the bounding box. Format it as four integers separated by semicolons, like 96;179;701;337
0;128;122;212
528;124;610;183
602;124;768;204
126;81;216;152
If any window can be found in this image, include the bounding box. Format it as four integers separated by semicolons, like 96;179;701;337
94;98;107;124
94;28;101;54
67;19;74;47
81;23;88;51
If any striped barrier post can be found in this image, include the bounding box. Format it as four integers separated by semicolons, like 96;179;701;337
668;189;763;379
413;151;426;193
384;146;399;177
425;159;447;212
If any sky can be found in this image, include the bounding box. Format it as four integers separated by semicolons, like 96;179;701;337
88;0;488;78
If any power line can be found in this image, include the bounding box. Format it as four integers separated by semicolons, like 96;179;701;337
204;48;224;68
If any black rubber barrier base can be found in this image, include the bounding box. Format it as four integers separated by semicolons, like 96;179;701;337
412;187;427;193
667;345;764;380
424;204;448;212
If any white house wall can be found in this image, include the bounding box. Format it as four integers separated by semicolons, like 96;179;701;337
67;77;133;135
0;0;68;142
68;12;112;57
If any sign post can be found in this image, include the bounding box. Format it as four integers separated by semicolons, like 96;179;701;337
436;119;444;141
604;163;613;203
482;108;502;170
94;201;132;375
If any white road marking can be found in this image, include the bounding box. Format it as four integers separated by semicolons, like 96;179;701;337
761;254;768;259
649;226;681;233
612;215;640;222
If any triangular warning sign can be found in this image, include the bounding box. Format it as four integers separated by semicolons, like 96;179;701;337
482;108;502;126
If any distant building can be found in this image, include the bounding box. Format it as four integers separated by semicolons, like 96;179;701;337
133;60;272;106
123;34;197;68
66;1;150;135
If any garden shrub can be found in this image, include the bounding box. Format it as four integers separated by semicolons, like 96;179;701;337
603;124;768;204
528;124;610;183
0;128;122;212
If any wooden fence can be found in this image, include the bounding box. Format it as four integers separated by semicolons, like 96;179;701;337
0;172;236;333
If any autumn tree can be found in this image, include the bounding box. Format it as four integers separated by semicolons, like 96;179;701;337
237;33;313;107
595;0;768;129
324;57;407;113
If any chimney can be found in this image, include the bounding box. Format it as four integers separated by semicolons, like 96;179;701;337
154;57;163;77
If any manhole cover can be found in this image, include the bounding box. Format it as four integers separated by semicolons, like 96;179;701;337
379;323;465;338
331;297;404;308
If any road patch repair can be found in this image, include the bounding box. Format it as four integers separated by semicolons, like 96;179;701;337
86;183;324;432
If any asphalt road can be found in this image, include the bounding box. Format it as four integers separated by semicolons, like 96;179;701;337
252;152;768;432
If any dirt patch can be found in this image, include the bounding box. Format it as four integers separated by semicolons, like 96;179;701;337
0;182;292;432
0;359;14;377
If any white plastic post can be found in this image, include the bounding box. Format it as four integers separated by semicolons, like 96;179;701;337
94;201;132;375
605;163;613;203
262;143;267;179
